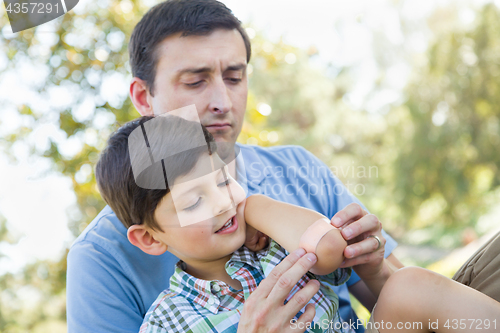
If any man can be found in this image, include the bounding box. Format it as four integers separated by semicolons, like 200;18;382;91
66;0;500;332
66;1;401;332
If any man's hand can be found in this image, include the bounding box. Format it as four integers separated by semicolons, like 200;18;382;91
244;224;269;252
330;203;385;277
237;248;319;333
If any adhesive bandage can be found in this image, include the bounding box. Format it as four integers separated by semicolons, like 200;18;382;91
298;217;336;253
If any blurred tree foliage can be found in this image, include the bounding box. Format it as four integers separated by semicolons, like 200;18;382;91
1;0;500;331
383;4;500;246
0;214;67;332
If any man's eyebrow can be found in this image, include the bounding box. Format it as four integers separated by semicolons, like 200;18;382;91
176;63;247;76
177;67;212;76
225;63;247;72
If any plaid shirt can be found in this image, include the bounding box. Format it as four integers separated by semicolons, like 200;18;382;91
140;240;352;333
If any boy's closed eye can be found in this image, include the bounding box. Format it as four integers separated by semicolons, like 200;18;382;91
182;176;231;212
184;198;201;212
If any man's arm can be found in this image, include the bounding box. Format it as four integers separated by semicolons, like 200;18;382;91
67;241;144;333
261;145;400;330
67;206;183;333
348;254;404;310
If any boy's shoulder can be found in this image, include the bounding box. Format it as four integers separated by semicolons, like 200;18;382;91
139;289;188;333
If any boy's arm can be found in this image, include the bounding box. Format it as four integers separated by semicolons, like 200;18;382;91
244;194;347;275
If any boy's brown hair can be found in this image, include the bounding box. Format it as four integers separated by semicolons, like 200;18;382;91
95;116;216;231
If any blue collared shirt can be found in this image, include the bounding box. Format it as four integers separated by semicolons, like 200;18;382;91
67;144;397;333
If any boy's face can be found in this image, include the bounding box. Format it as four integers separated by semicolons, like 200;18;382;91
144;29;248;150
150;153;247;263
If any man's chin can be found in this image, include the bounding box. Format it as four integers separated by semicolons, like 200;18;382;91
213;139;237;161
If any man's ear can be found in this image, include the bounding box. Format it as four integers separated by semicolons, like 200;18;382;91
127;224;168;256
130;77;154;116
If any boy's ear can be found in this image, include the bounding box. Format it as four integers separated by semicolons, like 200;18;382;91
127;225;168;256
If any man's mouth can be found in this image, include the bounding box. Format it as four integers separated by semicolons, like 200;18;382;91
205;123;231;131
215;216;235;233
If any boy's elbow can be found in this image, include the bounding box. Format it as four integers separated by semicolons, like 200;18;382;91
309;228;346;275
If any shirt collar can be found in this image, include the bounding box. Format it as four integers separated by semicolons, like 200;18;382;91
168;244;274;314
169;263;222;314
236;143;270;189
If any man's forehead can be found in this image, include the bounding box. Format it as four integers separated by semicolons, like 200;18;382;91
155;29;247;71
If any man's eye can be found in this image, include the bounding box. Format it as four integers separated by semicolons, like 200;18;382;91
185;81;202;87
228;78;241;84
218;179;231;187
184;198;201;211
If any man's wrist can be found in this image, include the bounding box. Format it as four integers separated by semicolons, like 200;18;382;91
355;258;396;298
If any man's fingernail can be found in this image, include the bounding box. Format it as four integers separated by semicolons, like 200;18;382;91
343;228;353;239
305;253;317;263
295;248;306;257
345;248;354;258
332;217;341;225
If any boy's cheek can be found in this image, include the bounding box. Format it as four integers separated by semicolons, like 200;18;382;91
231;182;246;204
236;198;246;221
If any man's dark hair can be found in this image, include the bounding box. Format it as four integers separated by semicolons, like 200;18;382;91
95;116;216;231
129;0;251;95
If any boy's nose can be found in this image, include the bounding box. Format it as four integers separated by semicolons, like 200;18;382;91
213;189;234;216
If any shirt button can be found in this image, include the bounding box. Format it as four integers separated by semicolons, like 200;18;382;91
212;284;220;292
208;298;215;305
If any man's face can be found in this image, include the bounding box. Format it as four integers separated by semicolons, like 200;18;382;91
148;29;248;149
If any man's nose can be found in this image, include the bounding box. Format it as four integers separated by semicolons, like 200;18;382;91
208;78;232;114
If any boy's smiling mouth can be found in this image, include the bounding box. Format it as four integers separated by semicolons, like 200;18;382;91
215;216;238;234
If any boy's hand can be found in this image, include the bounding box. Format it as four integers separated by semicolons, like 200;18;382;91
245;224;269;252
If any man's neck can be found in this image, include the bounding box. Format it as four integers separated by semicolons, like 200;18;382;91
216;141;238;179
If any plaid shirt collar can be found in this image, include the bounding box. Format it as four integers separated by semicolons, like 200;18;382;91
169;245;268;314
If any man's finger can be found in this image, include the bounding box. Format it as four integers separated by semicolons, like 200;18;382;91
284;279;320;318
288;303;316;332
267;253;317;304
257;248;307;297
343;235;386;260
340;214;381;241
340;250;385;268
331;203;367;228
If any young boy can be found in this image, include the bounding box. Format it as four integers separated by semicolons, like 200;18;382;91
96;115;352;332
96;115;500;333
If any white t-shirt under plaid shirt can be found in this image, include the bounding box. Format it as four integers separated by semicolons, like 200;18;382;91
139;239;353;333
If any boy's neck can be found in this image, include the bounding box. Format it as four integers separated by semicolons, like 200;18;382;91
183;254;243;290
